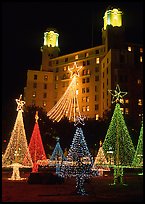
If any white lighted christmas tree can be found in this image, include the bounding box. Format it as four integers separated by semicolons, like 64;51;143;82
2;94;33;180
92;140;110;176
132;119;143;168
47;62;83;122
60;117;98;195
102;84;135;185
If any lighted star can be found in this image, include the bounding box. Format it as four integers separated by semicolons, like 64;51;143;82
108;84;127;104
74;116;85;126
68;62;82;78
15;94;25;111
35;111;39;123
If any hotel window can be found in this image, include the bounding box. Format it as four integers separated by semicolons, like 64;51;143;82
44;75;48;81
95;114;99;120
43;93;47;98
95;86;98;92
76;89;79;95
95;75;99;81
85;52;89;57
87;69;90;75
128;46;132;52
34;74;37;80
56;60;59;64
125;99;129;104
86;60;90;65
95;50;99;54
32;92;36;98
63;66;67;71
82;78;85;83
125;108;129;114
82;106;85;112
43;101;47;107
95;66;99;72
137;79;141;84
55;75;59;81
95;104;99;111
86;77;90;83
56;67;59;72
96;58;99;64
82;88;85;93
140;48;143;53
86;105;89;111
75;55;78;60
65;58;68;62
140;56;143;62
55;83;58;89
138;99;142;106
86;96;89;102
95;95;98;101
33;82;37;89
83;61;86;66
82;97;85;102
44;83;47;89
86;87;89;93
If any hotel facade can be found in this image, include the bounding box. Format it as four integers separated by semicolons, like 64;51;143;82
24;7;143;124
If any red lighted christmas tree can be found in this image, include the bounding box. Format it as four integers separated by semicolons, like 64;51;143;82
24;111;47;172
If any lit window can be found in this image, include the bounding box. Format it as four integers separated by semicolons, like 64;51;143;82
96;114;99;120
140;48;143;53
138;99;142;106
75;55;78;60
120;107;124;114
43;101;47;107
125;108;129;114
128;46;132;52
55;83;58;89
63;67;67;71
137;79;141;84
55;75;59;81
85;52;89;57
82;106;85;112
32;92;36;98
86;96;89;102
82;97;85;102
76;89;79;95
140;56;142;62
86;105;89;111
125;99;129;104
44;75;48;80
96;58;100;64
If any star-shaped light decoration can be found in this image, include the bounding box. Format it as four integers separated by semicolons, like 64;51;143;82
15;94;25;112
35;111;39;123
68;62;82;78
108;84;127;104
74;116;85;126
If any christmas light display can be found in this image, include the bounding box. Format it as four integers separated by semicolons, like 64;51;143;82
47;62;83;122
49;137;66;174
2;95;33;180
103;85;135;185
92;141;110;176
23;111;48;172
60;118;98;195
132;119;143;168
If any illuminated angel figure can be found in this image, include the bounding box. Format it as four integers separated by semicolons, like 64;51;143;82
16;94;25;111
47;62;83;123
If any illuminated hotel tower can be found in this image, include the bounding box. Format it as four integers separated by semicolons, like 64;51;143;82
24;7;143;126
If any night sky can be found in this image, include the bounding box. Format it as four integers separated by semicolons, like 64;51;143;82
2;1;143;137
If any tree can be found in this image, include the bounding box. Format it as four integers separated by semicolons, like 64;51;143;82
92;141;110;176
60;118;98;195
2;95;33;180
103;84;135;184
23;111;48;172
132;120;143;168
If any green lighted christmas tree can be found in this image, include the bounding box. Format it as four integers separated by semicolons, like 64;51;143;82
102;84;135;184
132;119;143;168
2;95;33;180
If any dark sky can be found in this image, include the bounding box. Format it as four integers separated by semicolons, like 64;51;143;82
2;1;143;121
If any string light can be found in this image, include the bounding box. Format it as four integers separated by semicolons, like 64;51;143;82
47;62;83;122
2;95;33;180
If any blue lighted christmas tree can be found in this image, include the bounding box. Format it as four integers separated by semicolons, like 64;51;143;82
102;84;135;185
132;119;143;168
60;117;98;195
49;137;66;174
